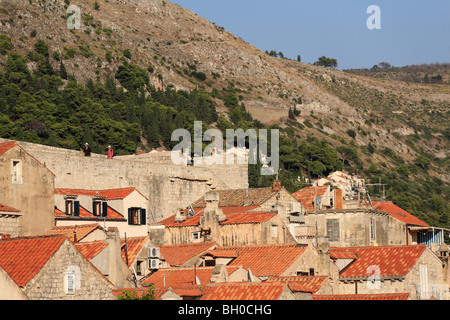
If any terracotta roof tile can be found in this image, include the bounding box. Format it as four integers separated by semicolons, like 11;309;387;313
200;282;287;300
45;224;105;242
0;203;21;213
214;243;308;277
55;187;148;200
160;242;217;267
75;241;109;260
159;210;276;228
292;186;329;211
0;235;66;287
0;141;17;156
141;266;240;287
330;245;427;279
121;236;148;266
54;204;125;221
312;293;410;300
373;201;429;227
265;276;329;294
204;250;239;258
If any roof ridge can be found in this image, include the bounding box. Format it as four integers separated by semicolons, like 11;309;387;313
219;242;299;249
0;234;67;242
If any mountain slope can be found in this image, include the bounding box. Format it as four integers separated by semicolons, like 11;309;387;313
0;0;448;185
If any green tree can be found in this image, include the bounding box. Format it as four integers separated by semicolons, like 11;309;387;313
116;287;156;300
314;56;338;69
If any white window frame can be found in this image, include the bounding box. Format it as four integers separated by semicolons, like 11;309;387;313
65;273;76;295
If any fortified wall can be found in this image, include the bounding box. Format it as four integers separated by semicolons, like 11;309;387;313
0;139;249;221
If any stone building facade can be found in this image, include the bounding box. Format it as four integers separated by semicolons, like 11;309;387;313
0;141;55;236
0;235;115;300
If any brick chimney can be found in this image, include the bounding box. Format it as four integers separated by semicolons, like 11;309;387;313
334;189;343;210
272;180;282;193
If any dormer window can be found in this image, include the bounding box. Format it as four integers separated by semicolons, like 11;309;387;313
92;201;107;217
65;200;80;216
128;208;147;226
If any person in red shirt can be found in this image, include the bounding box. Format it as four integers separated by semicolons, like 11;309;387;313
107;145;114;159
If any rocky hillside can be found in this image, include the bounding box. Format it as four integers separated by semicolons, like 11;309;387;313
0;0;448;184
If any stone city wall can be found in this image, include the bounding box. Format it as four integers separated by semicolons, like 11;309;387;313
0;139;248;221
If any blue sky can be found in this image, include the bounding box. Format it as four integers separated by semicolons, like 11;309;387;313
171;0;450;70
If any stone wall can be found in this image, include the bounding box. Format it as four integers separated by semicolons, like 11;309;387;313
0;215;21;237
0;139;248;221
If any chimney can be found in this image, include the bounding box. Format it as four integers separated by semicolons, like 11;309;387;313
316;236;331;277
272;180;282;193
73;225;78;242
334;188;343;210
201;191;227;227
205;191;220;210
105;227;131;287
174;208;187;223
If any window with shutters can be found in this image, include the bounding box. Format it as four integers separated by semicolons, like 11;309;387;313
66;200;74;215
93;201;102;216
128;208;147;226
326;219;340;242
92;201;108;217
66;200;80;216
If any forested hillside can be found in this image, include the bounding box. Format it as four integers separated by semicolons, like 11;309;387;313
0;0;448;236
0;37;448;232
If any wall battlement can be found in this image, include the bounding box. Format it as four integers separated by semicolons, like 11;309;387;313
0;139;249;221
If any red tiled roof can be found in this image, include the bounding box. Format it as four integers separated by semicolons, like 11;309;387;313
221;212;277;225
0;141;17;156
112;286;202;300
312;293;410;300
159;210;276;228
54;204;125;221
265;276;329;294
372;201;429;227
121;236;148;266
214;243;308;277
0;141;55;176
45;224;105;242
140;266;240;287
200;282;287;300
204;250;239;259
75;241;109;260
160;242;217;267
54;187;148;200
0;203;21;213
0;235;66;287
292;186;329;211
330;251;358;260
330;245;427;279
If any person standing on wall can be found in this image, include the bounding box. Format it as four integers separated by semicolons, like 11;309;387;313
83;143;92;157
107;145;114;159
